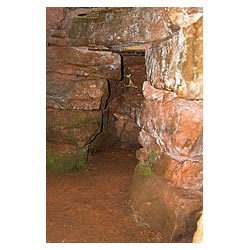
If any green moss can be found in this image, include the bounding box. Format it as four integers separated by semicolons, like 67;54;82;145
46;146;89;174
135;163;152;177
133;149;158;178
148;149;157;166
48;115;101;130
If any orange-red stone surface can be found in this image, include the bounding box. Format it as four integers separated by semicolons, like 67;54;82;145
46;78;109;110
47;46;121;80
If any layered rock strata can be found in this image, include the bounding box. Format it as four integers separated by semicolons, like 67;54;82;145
46;21;121;172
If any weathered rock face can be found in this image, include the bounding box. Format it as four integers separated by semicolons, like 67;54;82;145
46;108;103;173
129;7;203;242
138;82;203;162
130;81;203;240
47;109;102;147
145;12;203;99
46;142;89;174
46;8;122;172
138;82;202;157
46;7;68;47
47;46;121;80
130;169;202;241
85;7;172;46
46;78;109;110
63;7;173;47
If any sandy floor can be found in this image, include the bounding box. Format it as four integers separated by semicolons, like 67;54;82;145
46;144;164;243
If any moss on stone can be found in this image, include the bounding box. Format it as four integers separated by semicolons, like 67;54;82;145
48;114;101;130
135;163;152;177
46;146;89;174
133;149;158;178
148;149;157;166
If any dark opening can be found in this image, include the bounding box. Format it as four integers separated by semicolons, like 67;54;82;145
77;13;87;17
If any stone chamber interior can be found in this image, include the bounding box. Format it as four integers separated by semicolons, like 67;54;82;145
46;7;203;243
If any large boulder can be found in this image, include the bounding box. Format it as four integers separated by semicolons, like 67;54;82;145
130;164;202;241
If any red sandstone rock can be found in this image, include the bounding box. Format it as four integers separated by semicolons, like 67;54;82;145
129;170;202;242
46;141;89;173
137;83;203;191
145;16;203;99
132;82;203;235
46;8;68;47
109;92;143;144
85;8;172;46
138;96;203;160
46;77;109;110
46;30;68;47
114;113;141;144
47;46;121;80
153;156;203;192
46;7;202;49
46;7;66;28
46;109;102;148
45;7;204;240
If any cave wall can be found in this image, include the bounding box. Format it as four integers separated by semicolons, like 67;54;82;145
129;8;203;241
46;7;203;242
46;7;147;171
46;8;122;173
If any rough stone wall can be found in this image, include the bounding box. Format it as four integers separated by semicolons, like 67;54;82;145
46;7;203;241
129;8;203;242
46;7;121;173
145;8;203;99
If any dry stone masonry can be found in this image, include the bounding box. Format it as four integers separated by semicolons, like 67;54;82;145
46;7;203;242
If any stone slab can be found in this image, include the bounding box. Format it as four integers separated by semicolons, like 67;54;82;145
46;109;102;147
47;46;121;80
46;77;109;110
